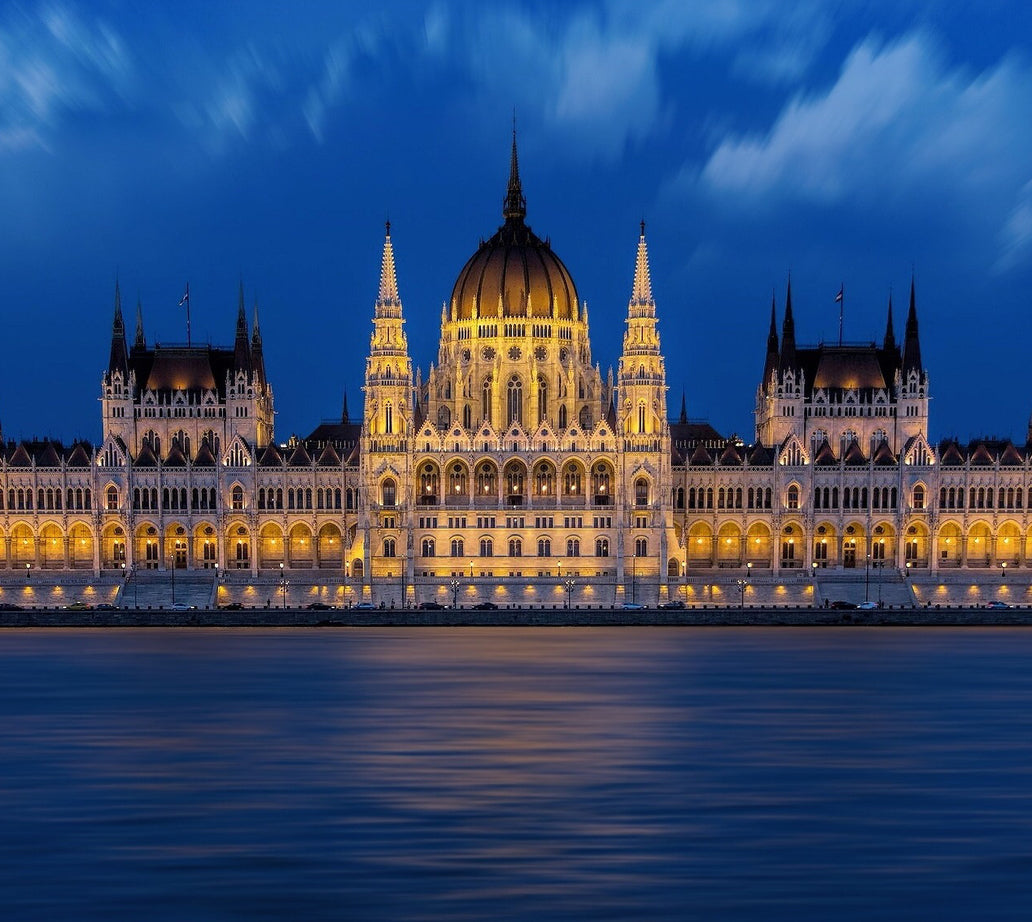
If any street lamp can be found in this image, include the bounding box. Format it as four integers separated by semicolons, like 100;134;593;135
865;552;871;603
279;562;288;609
563;577;576;609
170;553;176;604
450;577;461;609
25;562;30;581
735;576;748;608
1001;561;1007;580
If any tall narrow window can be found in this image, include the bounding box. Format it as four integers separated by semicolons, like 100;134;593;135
507;376;523;427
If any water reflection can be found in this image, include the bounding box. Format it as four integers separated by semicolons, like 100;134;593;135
0;628;1031;920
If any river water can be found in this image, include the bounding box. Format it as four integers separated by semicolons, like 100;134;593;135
1;627;1030;921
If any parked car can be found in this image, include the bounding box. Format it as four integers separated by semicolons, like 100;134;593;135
418;601;446;610
473;601;499;610
63;601;93;611
830;600;858;610
221;602;244;610
306;602;334;610
93;603;119;611
658;600;685;610
987;600;1011;609
620;602;644;610
169;602;197;611
353;601;376;610
857;601;879;610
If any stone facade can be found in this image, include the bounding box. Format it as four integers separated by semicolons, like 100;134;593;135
0;141;1028;605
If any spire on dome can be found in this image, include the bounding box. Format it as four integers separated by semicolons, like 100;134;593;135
630;220;653;305
502;123;526;222
108;279;129;375
133;297;145;350
377;221;401;309
883;291;897;353
902;275;922;374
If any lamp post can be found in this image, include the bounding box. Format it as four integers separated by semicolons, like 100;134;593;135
450;577;461;609
865;552;871;603
563;577;576;609
25;562;30;581
279;562;288;610
1001;561;1007;580
876;560;884;607
170;553;176;605
345;562;351;609
736;576;748;608
631;554;637;605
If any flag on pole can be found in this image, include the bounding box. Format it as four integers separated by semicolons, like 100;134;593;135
835;285;843;303
178;284;189;307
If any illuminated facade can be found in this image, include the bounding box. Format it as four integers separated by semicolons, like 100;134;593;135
1;138;1029;605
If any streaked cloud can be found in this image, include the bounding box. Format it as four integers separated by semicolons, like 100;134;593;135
694;32;1032;270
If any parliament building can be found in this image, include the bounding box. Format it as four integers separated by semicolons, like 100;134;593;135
0;138;1026;608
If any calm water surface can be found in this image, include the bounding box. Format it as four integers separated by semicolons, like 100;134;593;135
1;627;1030;921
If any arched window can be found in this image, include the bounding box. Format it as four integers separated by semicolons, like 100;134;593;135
450;537;464;557
635;478;649;506
383;537;396;558
913;485;925;510
448;463;467;497
382;478;397;507
674;487;684;510
509;537;522;557
384;402;393;434
558;405;567;429
482;376;492;423
595;537;609;557
421;537;435;557
507;375;523;427
106;486;118;511
634;537;648;556
637;403;646;433
786;484;799;509
231;485;244;510
480;537;493;557
462;404;471;429
537;376;548;424
537;537;551;557
566;538;580;557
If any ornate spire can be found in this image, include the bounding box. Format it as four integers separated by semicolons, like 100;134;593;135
341;389;349;424
377;221;401;309
903;275;922;374
630;220;653;305
502;126;526;222
108;279;129;375
133;297;145;350
234;281;252;374
251;299;266;384
883;291;897;353
763;290;779;386
778;276;796;373
679;390;688;424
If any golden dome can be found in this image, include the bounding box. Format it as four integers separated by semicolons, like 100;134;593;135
449;135;579;322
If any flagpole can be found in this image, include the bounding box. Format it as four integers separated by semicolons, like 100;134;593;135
833;280;842;344
186;282;191;347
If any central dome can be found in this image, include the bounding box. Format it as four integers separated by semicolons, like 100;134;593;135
449;137;579;322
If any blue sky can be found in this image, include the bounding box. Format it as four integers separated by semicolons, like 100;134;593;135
2;0;1032;445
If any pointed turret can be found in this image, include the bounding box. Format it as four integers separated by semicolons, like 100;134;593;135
234;282;252;375
108;280;129;375
250;300;266;384
502;127;526;223
778;277;796;374
882;291;897;353
341;389;349;424
679;391;688;424
363;221;413;443
133;297;146;350
617;222;667;437
763;290;779;386
631;219;652;305
902;276;922;374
